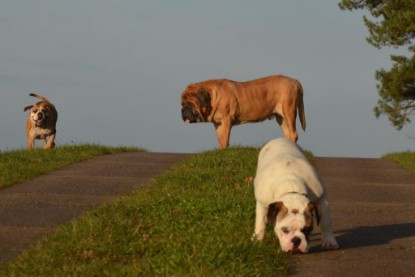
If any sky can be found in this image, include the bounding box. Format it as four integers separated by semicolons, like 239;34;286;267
1;0;413;157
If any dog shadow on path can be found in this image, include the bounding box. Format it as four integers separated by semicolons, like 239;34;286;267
309;223;415;252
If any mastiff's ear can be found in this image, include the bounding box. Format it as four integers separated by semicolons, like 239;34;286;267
196;88;212;119
267;201;287;226
196;88;211;107
24;105;33;112
306;202;320;225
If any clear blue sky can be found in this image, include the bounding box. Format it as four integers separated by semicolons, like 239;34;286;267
1;0;413;157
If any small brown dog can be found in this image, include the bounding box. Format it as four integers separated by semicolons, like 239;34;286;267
23;93;58;150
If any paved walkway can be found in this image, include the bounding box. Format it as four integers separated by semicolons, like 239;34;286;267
0;153;414;276
0;152;189;264
291;157;415;277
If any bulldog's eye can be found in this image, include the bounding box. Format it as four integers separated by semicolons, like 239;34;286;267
301;226;313;236
32;109;38;113
281;227;289;234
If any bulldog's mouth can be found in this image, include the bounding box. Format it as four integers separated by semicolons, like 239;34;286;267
290;248;305;254
287;237;307;254
34;117;47;126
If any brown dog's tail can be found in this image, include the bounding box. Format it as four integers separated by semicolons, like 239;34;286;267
297;84;306;131
29;93;49;102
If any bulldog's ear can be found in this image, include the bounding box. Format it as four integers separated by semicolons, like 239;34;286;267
267;201;287;226
306;202;320;225
196;88;211;107
24;105;33;112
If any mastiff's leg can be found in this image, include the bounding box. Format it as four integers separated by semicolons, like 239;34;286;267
214;120;232;149
276;113;298;142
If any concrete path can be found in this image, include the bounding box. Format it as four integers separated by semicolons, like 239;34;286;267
0;153;414;276
291;157;415;277
0;152;189;264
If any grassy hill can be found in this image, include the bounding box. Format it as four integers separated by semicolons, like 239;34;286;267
1;145;413;275
0;145;291;276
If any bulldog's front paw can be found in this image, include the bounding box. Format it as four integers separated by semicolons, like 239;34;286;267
321;234;339;250
251;232;265;242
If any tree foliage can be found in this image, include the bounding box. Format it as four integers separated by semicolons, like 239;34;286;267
374;53;415;129
339;0;415;130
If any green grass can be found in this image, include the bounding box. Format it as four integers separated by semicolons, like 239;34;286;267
0;146;291;276
0;144;143;190
383;151;415;173
7;144;415;275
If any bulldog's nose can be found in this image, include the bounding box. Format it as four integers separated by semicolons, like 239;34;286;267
291;237;301;248
37;112;44;119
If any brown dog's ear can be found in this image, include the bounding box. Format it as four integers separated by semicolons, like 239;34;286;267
195;88;212;120
24;105;33;112
306;202;320;225
267;201;287;226
196;88;211;108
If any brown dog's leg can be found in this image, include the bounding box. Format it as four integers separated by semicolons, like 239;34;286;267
284;104;299;142
45;133;56;149
26;119;34;150
284;119;298;142
276;113;298;142
27;140;34;150
27;136;35;150
214;121;231;149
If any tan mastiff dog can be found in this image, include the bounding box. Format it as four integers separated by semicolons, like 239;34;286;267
180;75;306;149
23;93;58;150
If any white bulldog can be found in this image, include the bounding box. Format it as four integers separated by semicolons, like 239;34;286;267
252;138;339;253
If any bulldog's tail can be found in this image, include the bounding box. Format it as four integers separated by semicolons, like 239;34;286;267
297;84;306;131
29;93;49;102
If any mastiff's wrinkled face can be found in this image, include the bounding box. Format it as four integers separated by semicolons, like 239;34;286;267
268;201;319;253
24;102;55;127
181;86;212;123
181;104;201;123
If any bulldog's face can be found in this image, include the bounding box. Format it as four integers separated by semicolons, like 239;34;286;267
181;86;211;123
268;201;318;253
25;102;54;127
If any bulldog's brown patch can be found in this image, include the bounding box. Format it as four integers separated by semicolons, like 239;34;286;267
305;202;320;225
267;201;288;226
